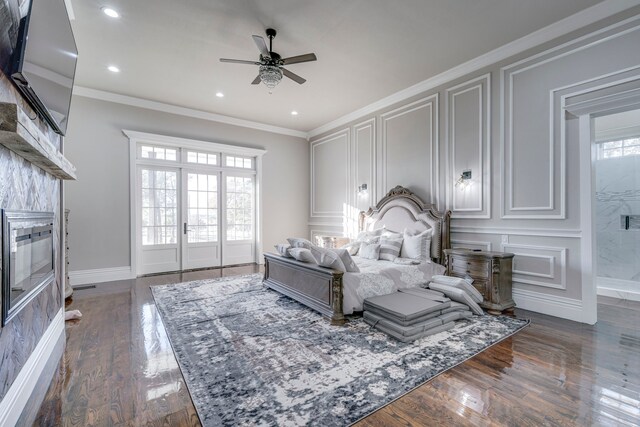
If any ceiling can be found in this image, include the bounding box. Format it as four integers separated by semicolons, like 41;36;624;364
69;0;605;133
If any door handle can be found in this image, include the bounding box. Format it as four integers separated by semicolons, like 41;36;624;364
184;223;190;234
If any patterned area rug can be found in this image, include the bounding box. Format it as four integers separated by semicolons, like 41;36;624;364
151;274;529;426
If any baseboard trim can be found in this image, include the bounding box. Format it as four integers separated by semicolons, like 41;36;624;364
512;288;585;323
69;266;135;286
0;309;64;427
597;277;640;301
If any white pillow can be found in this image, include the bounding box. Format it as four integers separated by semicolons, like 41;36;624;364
330;248;360;273
274;243;293;258
288;248;316;263
287;237;313;249
359;241;380;260
400;228;432;261
378;235;403;261
428;282;484;315
431;275;483;303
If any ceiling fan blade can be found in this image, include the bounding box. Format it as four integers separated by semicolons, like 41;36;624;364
251;75;261;85
282;68;306;84
220;58;261;65
282;53;317;65
252;35;270;58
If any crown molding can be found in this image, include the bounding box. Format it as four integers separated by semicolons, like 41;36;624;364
72;86;308;139
307;0;640;139
64;0;75;20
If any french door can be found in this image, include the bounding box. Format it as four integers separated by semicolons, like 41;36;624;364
137;165;256;275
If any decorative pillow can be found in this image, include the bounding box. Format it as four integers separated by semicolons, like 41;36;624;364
287;237;313;249
314;235;351;249
274;243;293;258
330;248;360;273
340;241;360;256
288;248;317;263
428;282;484;315
381;229;402;239
431;275;483;303
315;249;347;272
400;228;432;261
393;257;421;265
355;227;385;242
359;241;380;260
378;235;403;261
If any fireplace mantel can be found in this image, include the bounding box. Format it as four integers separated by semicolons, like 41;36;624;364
0;102;76;180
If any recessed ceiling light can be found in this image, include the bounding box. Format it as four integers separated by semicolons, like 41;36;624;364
107;65;120;73
102;7;119;18
215;92;224;98
291;111;298;116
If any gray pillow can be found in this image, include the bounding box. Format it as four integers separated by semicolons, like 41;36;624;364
314;247;347;272
359;241;380;260
428;282;484;315
287;237;313;249
379;235;403;261
431;275;483;303
356;227;385;242
330;248;360;273
274;243;293;258
288;248;316;263
339;241;360;256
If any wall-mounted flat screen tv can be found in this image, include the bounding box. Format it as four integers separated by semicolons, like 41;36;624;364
1;0;77;135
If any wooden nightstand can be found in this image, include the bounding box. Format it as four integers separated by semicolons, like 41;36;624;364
443;248;515;315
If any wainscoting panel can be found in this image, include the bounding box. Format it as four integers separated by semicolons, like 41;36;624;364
446;74;490;218
501;243;567;290
310;129;350;220
379;95;439;207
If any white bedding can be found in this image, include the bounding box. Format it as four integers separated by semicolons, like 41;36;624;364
342;257;446;314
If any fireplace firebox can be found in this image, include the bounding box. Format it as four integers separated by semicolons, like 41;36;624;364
1;210;55;326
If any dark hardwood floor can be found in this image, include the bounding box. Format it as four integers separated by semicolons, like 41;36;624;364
34;265;640;426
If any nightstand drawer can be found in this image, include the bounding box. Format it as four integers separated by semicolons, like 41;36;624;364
451;261;489;278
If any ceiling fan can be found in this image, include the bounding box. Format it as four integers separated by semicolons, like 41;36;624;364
220;28;317;92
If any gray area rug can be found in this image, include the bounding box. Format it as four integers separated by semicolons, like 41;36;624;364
151;274;529;426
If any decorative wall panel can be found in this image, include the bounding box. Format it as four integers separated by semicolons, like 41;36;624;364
501;19;640;219
446;74;490;218
353;118;375;213
310;129;350;220
501;243;567;290
379;95;438;207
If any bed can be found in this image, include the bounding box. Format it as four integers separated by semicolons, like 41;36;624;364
263;186;451;325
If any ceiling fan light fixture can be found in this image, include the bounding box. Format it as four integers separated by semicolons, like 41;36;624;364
259;65;282;93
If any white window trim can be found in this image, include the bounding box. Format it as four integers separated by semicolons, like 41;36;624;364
124;130;267;275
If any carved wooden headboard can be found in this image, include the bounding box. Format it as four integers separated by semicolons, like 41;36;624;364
358;186;451;264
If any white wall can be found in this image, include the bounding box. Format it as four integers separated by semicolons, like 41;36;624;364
64;96;309;274
308;9;640;322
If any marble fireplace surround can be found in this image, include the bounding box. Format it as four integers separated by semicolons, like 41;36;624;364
0;70;76;424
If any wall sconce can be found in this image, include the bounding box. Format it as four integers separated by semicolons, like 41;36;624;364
455;170;472;189
357;183;368;195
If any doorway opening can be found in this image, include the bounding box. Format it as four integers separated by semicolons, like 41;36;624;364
593;109;640;302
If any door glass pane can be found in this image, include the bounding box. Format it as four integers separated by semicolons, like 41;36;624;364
141;169;178;245
225;176;253;241
187;173;218;243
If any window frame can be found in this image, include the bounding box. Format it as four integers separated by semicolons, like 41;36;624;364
597;136;640;160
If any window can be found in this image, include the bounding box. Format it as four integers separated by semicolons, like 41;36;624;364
598;138;640;159
140;145;177;161
141;170;178;245
225;155;253;169
226;176;253;240
187;173;218;243
186;151;218;166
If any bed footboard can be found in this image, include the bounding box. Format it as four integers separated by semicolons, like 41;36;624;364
263;253;345;325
